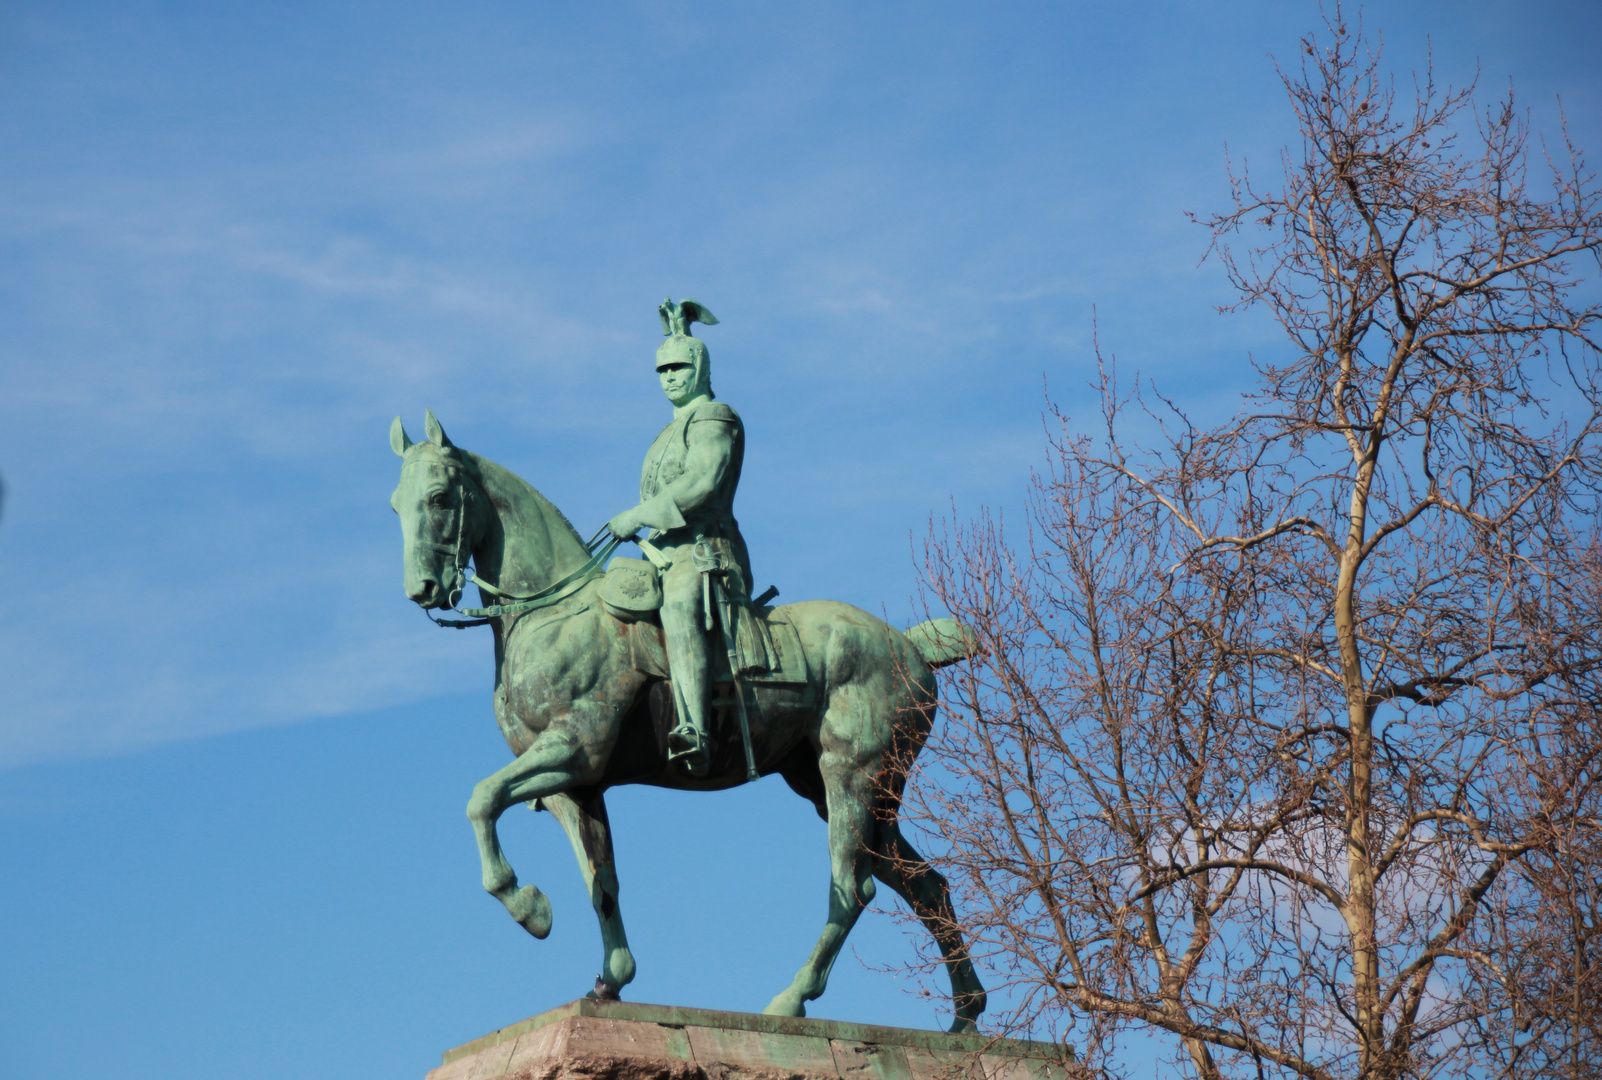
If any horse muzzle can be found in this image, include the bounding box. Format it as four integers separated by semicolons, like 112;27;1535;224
408;576;445;607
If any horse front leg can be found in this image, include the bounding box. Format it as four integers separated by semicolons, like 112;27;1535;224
542;790;636;998
466;730;586;938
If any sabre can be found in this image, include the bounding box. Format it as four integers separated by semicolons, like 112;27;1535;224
693;539;760;784
716;579;762;784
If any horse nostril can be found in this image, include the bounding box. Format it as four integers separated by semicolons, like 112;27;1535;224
408;579;438;603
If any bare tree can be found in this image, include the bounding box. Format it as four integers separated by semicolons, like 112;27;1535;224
899;13;1602;1080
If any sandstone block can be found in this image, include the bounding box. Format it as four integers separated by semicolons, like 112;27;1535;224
426;1000;1074;1080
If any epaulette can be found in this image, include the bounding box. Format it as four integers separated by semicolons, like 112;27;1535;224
688;401;740;424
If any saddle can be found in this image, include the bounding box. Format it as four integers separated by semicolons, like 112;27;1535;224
603;557;810;769
599;557;807;687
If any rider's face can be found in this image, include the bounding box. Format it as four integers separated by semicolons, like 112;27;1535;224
658;361;697;406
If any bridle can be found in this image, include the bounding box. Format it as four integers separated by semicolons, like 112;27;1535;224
411;461;621;630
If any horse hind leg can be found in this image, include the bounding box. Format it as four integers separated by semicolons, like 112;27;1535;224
872;823;987;1033
540;790;637;997
765;713;880;1017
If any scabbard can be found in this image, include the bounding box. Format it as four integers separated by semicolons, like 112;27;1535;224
710;575;761;783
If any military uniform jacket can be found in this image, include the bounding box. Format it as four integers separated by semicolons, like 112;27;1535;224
635;399;753;597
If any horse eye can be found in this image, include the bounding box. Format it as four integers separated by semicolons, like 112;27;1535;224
429;491;450;508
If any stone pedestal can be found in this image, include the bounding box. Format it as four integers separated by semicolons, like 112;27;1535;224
426;1000;1074;1080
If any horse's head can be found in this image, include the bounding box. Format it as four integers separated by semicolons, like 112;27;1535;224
390;409;486;609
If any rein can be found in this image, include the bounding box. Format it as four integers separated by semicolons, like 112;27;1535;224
424;478;620;631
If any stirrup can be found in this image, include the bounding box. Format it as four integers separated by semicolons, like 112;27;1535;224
666;722;711;776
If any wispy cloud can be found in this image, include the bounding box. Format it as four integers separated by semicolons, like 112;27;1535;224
7;0;1589;776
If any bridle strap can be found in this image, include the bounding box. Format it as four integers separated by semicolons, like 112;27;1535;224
424;471;483;627
425;521;622;630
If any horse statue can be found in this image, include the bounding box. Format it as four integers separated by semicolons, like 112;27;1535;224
389;409;987;1031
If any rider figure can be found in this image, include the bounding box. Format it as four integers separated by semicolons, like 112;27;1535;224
607;299;753;776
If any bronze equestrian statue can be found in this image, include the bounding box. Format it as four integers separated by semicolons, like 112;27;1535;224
389;300;986;1030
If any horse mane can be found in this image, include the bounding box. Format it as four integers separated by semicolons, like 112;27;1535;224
458;449;588;552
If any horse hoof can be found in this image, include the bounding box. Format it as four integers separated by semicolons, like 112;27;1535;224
948;1017;979;1035
509;885;552;939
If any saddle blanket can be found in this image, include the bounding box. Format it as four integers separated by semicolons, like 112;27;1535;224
628;605;809;687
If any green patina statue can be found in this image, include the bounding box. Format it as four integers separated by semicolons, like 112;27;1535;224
389;300;987;1031
604;300;750;777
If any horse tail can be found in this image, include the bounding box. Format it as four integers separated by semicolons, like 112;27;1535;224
904;618;978;670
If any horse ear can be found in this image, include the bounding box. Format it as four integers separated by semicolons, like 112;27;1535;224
390;416;413;457
424;408;453;449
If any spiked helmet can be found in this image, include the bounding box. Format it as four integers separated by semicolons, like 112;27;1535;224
655;298;719;398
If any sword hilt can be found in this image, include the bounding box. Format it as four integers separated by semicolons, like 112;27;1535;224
691;538;722;632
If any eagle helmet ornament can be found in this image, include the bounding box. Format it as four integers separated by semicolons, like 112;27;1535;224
655;297;718;399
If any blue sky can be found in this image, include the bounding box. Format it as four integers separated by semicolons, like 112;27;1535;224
2;2;1598;1078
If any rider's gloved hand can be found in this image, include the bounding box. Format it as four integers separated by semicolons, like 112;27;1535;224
607;509;642;541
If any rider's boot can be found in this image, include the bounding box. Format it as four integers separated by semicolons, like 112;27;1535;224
663;608;714;777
